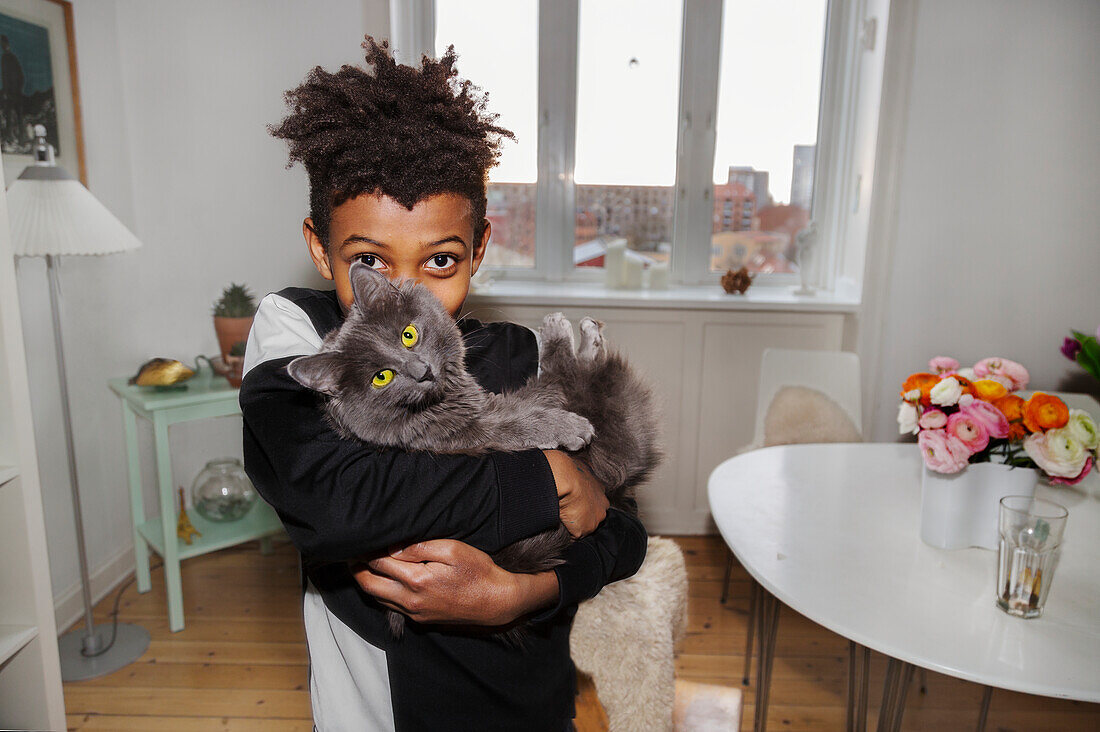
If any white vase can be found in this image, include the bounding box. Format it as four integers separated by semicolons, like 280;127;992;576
920;462;1038;550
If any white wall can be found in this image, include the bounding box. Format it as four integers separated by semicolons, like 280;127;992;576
16;0;382;621
870;0;1100;439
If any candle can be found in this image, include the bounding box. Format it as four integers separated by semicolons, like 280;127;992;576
604;240;626;289
622;255;644;289
647;262;669;290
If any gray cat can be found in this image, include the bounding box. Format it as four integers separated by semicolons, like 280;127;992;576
288;262;661;638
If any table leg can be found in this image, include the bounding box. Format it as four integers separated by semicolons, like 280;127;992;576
847;642;857;731
846;642;872;732
876;658;914;732
975;686;993;732
857;645;871;731
153;414;185;632
752;588;781;732
743;578;759;685
122;403;150;594
721;550;734;604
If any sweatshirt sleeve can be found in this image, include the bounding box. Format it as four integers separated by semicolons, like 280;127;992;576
240;296;560;563
529;504;649;623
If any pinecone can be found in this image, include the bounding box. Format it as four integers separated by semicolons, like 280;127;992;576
721;267;754;294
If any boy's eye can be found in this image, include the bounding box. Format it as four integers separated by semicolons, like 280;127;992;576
425;254;457;270
355;254;385;270
401;324;419;348
372;369;395;388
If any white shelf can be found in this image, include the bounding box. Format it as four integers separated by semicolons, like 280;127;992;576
0;464;18;486
0;625;38;666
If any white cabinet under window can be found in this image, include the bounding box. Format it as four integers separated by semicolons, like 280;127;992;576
468;295;849;533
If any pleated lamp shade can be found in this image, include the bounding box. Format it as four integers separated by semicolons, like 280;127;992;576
7;165;142;257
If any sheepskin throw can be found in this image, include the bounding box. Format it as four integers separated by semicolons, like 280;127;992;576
763;385;862;447
570;536;688;732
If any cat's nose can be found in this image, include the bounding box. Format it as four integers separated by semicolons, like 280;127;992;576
408;359;434;383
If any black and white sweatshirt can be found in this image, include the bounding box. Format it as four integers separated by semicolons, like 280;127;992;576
239;287;647;731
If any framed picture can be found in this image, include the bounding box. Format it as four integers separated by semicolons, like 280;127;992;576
0;0;83;186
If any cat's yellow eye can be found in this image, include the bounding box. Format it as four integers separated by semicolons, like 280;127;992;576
372;369;395;388
401;324;419;348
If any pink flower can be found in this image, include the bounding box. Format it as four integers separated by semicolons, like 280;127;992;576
918;429;972;473
960;398;1010;440
919;408;947;430
928;356;960;375
946;411;990;454
1051;456;1093;486
973;357;1030;391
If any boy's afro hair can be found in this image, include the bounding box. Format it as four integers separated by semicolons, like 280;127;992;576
269;36;514;247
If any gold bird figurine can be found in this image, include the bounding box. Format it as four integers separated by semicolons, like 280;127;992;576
177;487;202;545
129;358;195;387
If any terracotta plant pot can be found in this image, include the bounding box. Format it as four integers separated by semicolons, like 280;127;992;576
213;315;253;366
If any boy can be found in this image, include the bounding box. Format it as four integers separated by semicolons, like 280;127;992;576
241;38;647;731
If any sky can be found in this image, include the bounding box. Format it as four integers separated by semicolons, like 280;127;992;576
436;0;827;205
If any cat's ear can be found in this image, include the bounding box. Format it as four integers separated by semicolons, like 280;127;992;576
349;261;398;307
287;353;343;396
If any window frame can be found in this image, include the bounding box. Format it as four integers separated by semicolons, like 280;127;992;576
416;0;883;292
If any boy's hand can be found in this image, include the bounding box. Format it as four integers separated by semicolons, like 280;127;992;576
543;450;610;538
351;540;559;626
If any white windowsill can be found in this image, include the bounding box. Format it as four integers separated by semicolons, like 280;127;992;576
467;278;861;312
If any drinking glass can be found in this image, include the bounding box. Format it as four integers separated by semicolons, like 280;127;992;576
996;496;1068;618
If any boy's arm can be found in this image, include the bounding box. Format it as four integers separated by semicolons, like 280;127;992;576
241;355;561;561
353;506;648;625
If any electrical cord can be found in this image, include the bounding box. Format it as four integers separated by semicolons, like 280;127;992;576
81;559;164;658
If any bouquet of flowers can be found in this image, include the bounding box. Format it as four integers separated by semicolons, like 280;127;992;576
1062;327;1100;383
898;357;1098;484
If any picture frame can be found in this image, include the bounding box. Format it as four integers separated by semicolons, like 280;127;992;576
0;0;84;186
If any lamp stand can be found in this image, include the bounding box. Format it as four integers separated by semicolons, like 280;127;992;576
46;254;149;681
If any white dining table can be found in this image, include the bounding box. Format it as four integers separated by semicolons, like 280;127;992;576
708;442;1100;731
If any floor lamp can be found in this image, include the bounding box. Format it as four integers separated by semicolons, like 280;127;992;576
7;127;148;681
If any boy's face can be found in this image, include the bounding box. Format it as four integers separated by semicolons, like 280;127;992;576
306;192;489;318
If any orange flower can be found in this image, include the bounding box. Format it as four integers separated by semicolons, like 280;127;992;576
1007;422;1028;441
901;373;940;406
972;379;1008;401
1022;392;1069;432
993;394;1025;422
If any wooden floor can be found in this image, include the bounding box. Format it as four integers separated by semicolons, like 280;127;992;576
63;536;1100;731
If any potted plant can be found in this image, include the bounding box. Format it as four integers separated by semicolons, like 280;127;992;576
212;283;257;387
898;357;1098;549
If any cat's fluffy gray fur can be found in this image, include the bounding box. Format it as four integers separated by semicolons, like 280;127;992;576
288;263;661;639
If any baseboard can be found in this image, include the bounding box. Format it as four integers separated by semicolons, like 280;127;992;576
53;545;135;636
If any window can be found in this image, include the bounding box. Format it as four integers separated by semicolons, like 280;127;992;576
416;0;882;291
435;0;538;268
573;0;682;272
710;1;827;275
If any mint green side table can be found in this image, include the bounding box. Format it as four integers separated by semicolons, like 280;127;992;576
108;368;284;632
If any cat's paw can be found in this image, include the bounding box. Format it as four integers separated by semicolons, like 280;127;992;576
577;317;605;362
540;312;575;351
555;412;595;452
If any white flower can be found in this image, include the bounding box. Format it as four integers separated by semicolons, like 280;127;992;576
1065;409;1099;451
903;388;921;402
956;367;977;381
930;376;963;407
897;401;919;435
1024;428;1088;479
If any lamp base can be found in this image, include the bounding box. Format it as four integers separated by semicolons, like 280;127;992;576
58;623;150;681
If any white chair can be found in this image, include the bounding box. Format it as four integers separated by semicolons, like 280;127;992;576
721;348;863;688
